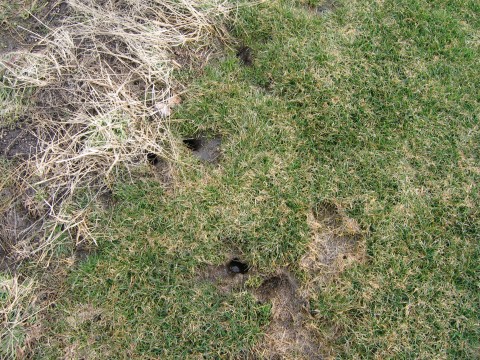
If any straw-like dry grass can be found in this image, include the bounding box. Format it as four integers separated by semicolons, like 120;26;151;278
1;0;235;256
0;0;239;356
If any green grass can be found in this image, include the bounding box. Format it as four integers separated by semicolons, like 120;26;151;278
31;0;479;358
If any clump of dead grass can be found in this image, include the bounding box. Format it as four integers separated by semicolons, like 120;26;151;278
0;0;236;257
0;0;240;356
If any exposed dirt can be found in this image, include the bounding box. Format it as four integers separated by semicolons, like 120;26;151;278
0;122;51;271
0;188;40;271
183;135;222;164
15;322;43;359
75;242;95;263
146;152;161;166
236;46;253;66
0;1;69;55
0;125;58;272
0;35;19;56
146;156;174;186
202;257;250;294
301;201;365;292
254;272;324;360
310;0;337;16
171;46;219;70
96;189;115;210
0;125;40;159
228;258;249;274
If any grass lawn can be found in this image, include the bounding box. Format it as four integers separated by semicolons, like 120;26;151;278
20;0;480;358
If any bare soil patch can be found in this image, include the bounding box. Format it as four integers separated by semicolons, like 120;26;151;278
144;153;174;186
254;272;324;360
202;257;250;294
236;46;253;66
74;242;95;263
0;1;69;55
228;258;249;274
309;0;338;16
183;135;222;164
96;189;115;210
152;159;175;186
301;201;365;293
0;124;40;159
0;186;41;271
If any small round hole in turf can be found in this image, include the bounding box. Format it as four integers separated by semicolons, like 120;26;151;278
147;152;159;165
183;138;202;151
227;258;249;274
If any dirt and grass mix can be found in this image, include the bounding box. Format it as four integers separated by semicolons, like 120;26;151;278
1;0;479;359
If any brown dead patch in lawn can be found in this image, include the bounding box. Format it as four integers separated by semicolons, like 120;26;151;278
0;125;59;270
65;303;103;328
301;200;365;294
254;272;324;360
61;304;114;359
14;322;43;359
0;185;42;271
202;257;250;294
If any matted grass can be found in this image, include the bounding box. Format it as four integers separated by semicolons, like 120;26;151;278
0;0;239;358
12;0;480;358
0;0;235;256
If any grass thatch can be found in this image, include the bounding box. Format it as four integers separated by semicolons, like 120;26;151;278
1;0;235;257
0;0;238;357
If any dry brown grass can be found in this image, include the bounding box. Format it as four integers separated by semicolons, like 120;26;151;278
1;0;235;258
0;0;239;357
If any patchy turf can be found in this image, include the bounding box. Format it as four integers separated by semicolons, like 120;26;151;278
2;0;480;358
